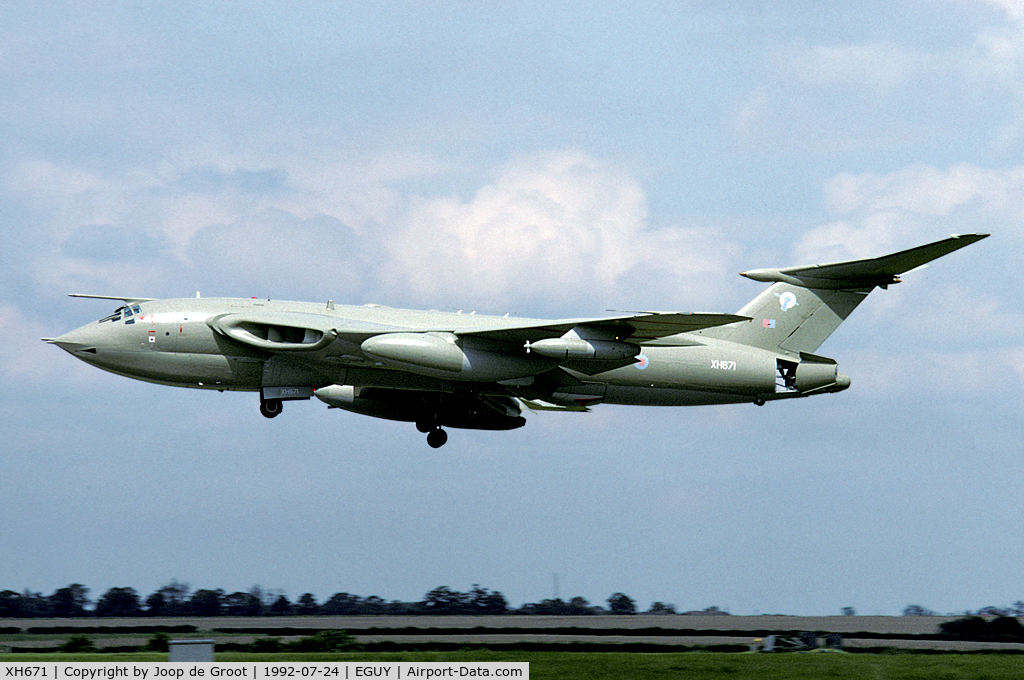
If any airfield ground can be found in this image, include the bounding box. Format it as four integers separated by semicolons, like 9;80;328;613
4;614;1024;653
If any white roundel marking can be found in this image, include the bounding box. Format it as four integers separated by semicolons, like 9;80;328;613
779;291;798;311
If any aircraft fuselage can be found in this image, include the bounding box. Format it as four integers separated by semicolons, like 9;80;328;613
49;296;839;410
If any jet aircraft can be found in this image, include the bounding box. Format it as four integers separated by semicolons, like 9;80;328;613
46;233;987;447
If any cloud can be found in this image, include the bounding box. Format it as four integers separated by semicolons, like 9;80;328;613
186;209;370;300
824;163;1024;218
734;5;1024;155
794;163;1024;264
4;148;740;317
63;224;169;261
787;162;1024;401
384;151;645;306
783;41;924;92
379;150;737;313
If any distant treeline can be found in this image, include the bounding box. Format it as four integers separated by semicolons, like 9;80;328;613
4;582;1022;620
0;582;678;618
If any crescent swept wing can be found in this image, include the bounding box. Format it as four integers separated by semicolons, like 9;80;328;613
460;311;750;345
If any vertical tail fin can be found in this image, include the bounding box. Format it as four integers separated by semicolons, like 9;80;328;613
700;234;988;354
714;284;869;354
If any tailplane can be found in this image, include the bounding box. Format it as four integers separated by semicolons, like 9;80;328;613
701;234;988;354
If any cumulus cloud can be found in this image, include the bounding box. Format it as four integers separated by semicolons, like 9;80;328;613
796;163;1024;263
378;151;736;313
3;148;737;316
383;151;645;306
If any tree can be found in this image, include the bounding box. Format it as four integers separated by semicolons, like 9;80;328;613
990;616;1024;639
145;632;170;652
18;591;53;617
50;584;89;617
189;589;224;616
516;596;596;615
607;593;637;615
0;590;23;617
647;602;676;614
361;596;386;615
841;607;856;616
145;591;167;616
59;635;96;653
469;585;508;615
268;594;293;616
424;586;469;614
95;587;142;617
223;591;262;616
148;580;190;616
289;630;361;652
567;597;595;615
903;604;938;616
321;593;363;616
977;605;1010;617
295;593;320;615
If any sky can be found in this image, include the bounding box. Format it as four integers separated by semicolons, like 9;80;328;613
1;0;1023;617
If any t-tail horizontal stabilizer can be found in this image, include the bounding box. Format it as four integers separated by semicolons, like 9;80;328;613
704;233;989;355
740;233;989;290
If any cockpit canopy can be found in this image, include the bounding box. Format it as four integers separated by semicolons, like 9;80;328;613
99;303;142;324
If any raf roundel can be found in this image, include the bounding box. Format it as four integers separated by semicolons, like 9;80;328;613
634;354;650;370
778;291;799;311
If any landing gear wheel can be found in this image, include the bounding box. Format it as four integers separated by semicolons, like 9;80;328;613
415;420;433;433
426;428;448;448
260;399;283;418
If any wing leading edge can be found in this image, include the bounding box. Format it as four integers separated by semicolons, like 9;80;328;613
461;311;750;345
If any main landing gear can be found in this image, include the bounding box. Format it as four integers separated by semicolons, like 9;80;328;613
416;419;449;448
426;428;448;448
260;398;283;418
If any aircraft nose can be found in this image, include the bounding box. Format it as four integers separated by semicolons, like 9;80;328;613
45;324;108;355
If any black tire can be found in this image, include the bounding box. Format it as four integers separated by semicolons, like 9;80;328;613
260;399;283;418
426;428;448;448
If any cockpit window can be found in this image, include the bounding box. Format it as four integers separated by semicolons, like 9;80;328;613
97;303;143;324
99;306;125;323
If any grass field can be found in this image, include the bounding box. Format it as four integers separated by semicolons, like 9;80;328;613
4;650;1024;679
